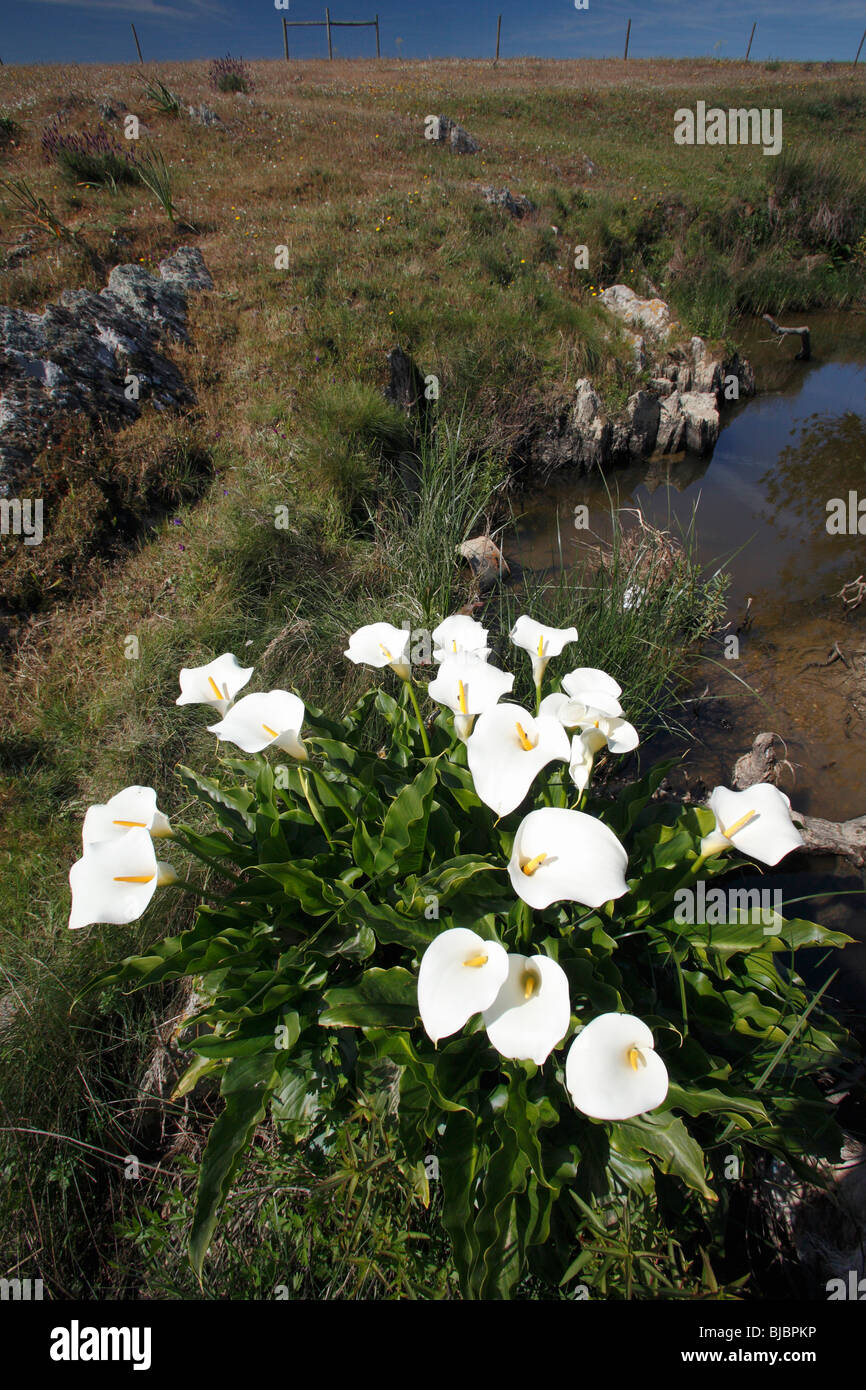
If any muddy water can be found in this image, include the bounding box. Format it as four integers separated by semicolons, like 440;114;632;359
510;311;866;1004
511;312;866;819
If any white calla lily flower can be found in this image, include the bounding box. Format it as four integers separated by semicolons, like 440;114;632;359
69;827;176;930
508;807;629;909
428;653;514;741
432;615;490;663
482;953;571;1065
700;784;805;866
561;667;625;719
176;652;254;711
510;615;578;688
568;730;599;796
208;690;307;758
418;928;510;1045
568;714;639;794
82;785;173;847
565;1013;669;1120
344;622;411;680
539;691;593;728
466;704;570;817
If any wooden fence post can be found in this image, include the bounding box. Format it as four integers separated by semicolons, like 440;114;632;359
375;15;381;57
495;15;502;65
326;8;333;59
855;27;866;67
745;22;756;61
131;22;144;64
283;16;289;61
624;18;631;60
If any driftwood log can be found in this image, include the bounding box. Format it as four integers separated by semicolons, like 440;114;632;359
763;313;811;361
729;731;866;865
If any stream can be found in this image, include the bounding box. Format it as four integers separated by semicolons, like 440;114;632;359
509;311;866;1009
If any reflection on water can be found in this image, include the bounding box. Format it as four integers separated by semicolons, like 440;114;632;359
511;311;866;820
509;311;866;999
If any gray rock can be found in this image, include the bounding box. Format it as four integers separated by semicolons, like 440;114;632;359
570;378;610;469
0;248;212;492
479;186;534;218
678;392;719;454
600;284;674;341
450;124;479;155
655;391;687;453
430;115;479;154
188;103;224;128
159;246;214;293
97;97;127;121
675;362;693;392
623;390;660;457
649;376;675;396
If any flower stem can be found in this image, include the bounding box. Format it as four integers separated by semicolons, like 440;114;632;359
517;899;533;952
406;680;432;757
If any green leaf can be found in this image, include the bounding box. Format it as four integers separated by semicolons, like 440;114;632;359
375;758;439;876
614;1111;716;1201
189;1052;277;1277
176;765;256;834
439;1109;480;1294
258;861;341;915
662;1083;769;1124
320;966;418;1029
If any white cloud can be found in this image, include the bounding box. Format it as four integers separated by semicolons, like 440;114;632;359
28;0;223;20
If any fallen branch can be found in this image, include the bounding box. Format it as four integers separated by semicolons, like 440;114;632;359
837;575;866;610
763;313;811;361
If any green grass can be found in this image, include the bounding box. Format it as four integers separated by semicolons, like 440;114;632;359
0;56;863;1299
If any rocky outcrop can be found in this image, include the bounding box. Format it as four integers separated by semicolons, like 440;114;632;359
600;285;674;341
430;116;479;154
188;103;224;128
530;295;756;477
479;186;534;218
0;247;212;493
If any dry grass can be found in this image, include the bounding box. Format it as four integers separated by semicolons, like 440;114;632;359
0;55;863;1294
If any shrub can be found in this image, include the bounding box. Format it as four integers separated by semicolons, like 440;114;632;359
208;55;254;95
40;119;139;189
77;622;856;1297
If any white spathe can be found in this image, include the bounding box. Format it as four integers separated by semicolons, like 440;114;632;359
560;667;625;719
432;614;490;663
568;714;640;794
176;652;254;710
508;806;629;909
482;953;571;1065
565;1012;669;1120
344;622;411;680
208;690;307;758
466;704;570;817
701;783;805;866
418;928;510;1045
69;827;174;930
510;615;578;687
82;786;172;847
428;652;514;741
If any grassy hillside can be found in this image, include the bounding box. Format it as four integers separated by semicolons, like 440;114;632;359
0;57;864;1297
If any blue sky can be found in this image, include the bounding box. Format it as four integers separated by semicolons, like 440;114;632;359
4;0;866;66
